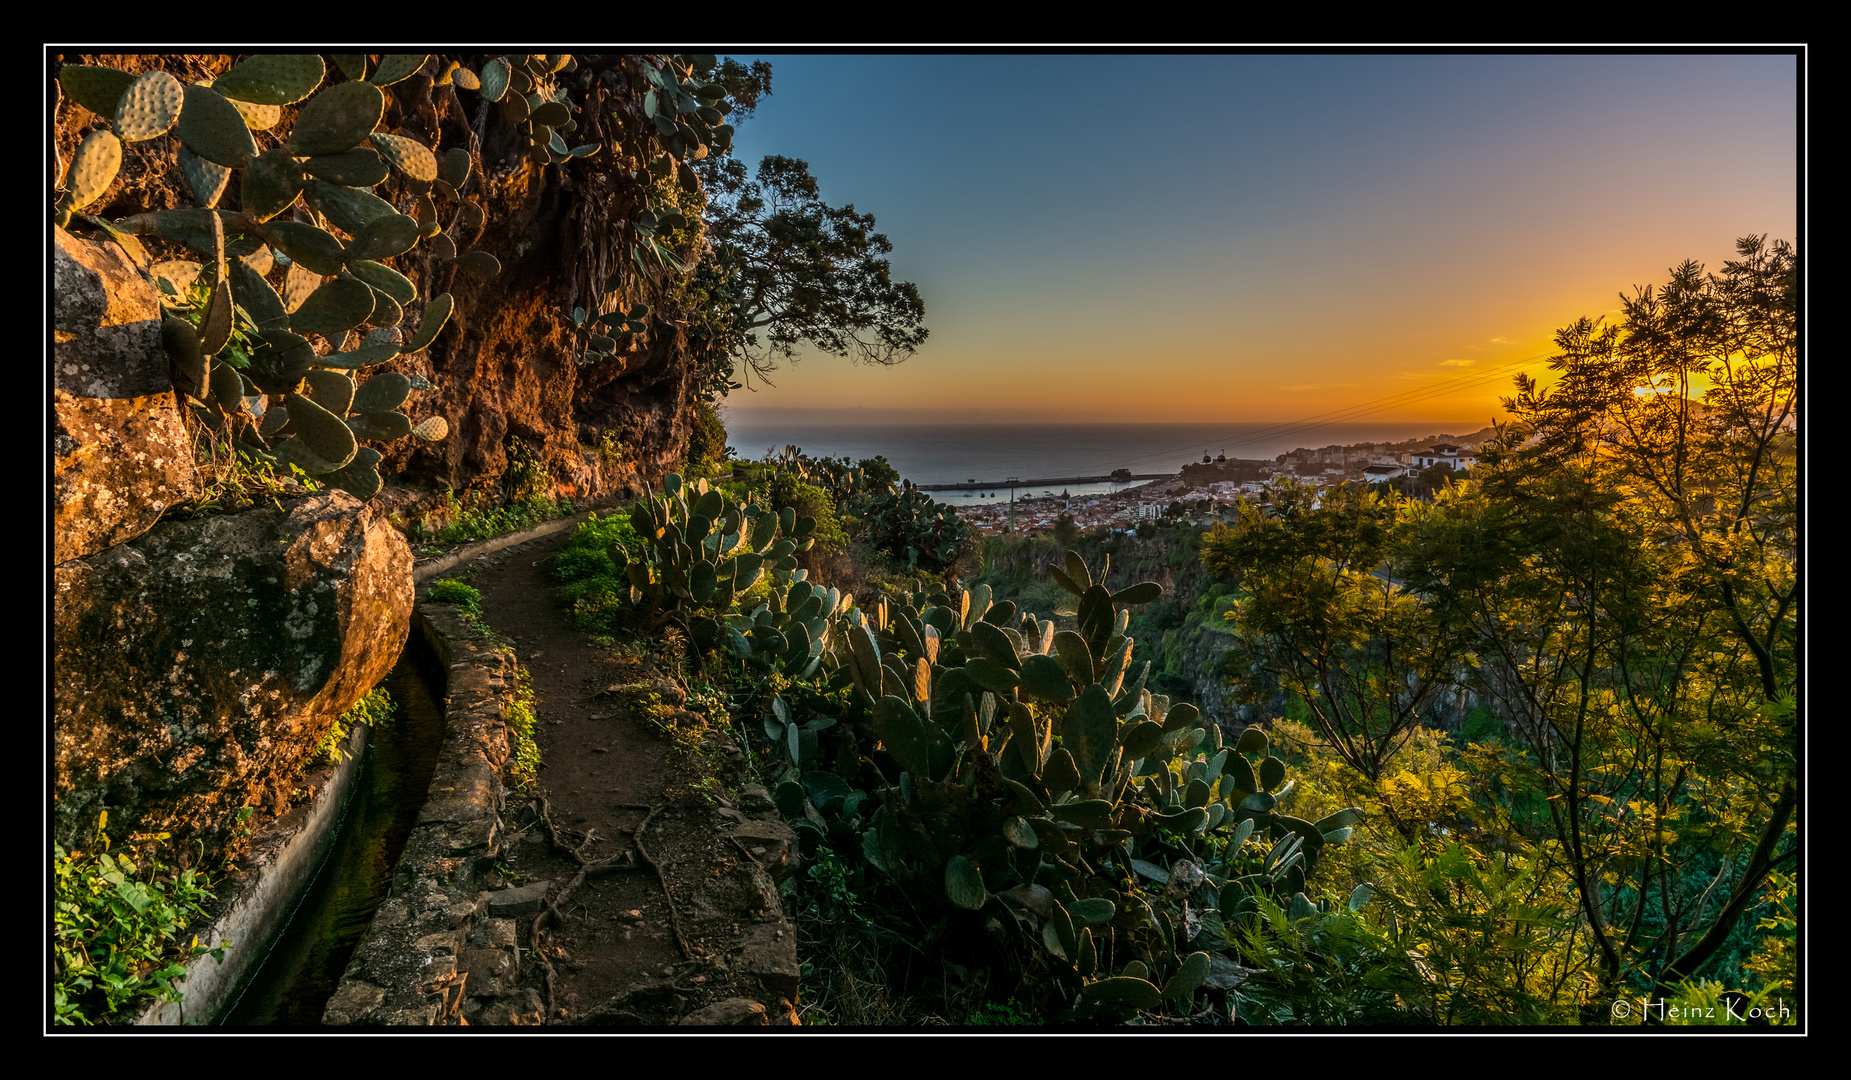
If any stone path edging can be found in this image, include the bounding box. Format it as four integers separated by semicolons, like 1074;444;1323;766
323;600;517;1025
326;519;804;1027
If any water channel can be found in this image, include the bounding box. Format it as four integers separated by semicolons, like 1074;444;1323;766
220;633;446;1026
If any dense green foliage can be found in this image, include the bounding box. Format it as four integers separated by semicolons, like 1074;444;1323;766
1194;236;1798;1019
740;235;1796;1025
53;816;228;1025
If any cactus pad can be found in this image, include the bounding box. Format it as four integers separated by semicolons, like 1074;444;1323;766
148;208;260;258
213;54;325;106
244;329;317;393
161;315;206;394
287;81;385;157
150;259;202;297
401;294;453;352
200;279;234;355
303;148;389;188
315;341;402;369
369;54;428;88
303;368;356;416
304;179;395;235
322;447;383;501
367;132;438;182
283;390;358;468
346;260;415;304
478;59;510;102
58;65;136;117
410;416;449;441
345;214;421;261
270;435;346;477
530;100;571;127
279;260;322;313
288;275;375;337
176;84;256;167
226;97;282;131
502;93;533;127
62;130;122;212
227;258;288;329
364;286;403;329
114;69;184;142
352;371;412;414
210;360;249;413
259;220;347;277
330;54;367;81
346;410;413;440
439;147;472;192
454;250;500;278
240;147;305;221
179;146;232;208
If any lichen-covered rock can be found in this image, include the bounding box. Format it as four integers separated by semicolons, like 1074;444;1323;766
52;492;411;860
53;226;199;564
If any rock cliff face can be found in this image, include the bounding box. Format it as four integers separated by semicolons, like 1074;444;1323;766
53;492;411;856
49;52;713;862
52;52;705;518
49;226;412;865
53;227;199;563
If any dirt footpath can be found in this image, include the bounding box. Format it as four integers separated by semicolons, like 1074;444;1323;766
460;525;803;1026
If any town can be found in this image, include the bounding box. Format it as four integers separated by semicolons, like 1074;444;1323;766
951;428;1495;536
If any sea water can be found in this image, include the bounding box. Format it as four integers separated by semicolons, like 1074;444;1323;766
724;420;1488;505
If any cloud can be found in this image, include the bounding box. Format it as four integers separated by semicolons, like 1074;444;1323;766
1488;336;1513;345
1440;358;1475;366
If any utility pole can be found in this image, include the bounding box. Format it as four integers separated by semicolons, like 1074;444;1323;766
1006;476;1019;533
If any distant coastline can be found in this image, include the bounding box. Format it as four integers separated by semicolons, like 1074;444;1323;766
725;419;1498;503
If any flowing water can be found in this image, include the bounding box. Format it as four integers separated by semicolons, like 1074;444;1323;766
220;634;446;1026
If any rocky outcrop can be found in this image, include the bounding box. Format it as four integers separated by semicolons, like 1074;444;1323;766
52;492;412;858
53;226;199;564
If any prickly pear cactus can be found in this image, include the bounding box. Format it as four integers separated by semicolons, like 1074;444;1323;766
55;54;463;503
741;546;1366;1020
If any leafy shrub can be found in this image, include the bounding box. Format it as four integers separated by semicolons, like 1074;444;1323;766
312;686;394;766
504;667;541;788
53;818;228;1025
554;512;646;633
418;490;573;548
767;472;849;554
426;578;483;617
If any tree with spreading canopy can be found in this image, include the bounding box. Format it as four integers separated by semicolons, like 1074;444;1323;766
1203;235;1798;1008
694;153;927;389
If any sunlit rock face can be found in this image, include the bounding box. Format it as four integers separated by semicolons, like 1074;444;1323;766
52;492;412;862
53;227;200;565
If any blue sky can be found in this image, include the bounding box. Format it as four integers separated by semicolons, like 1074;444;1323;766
715;52;1799;425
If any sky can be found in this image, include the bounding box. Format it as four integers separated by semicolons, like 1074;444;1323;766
711;51;1800;427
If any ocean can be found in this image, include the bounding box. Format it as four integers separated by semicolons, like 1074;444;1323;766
724;420;1490;505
